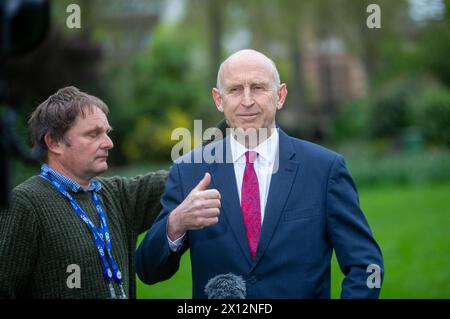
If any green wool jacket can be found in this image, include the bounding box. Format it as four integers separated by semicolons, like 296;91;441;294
0;171;167;299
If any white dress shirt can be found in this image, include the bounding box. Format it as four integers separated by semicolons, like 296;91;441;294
229;128;279;224
168;128;279;251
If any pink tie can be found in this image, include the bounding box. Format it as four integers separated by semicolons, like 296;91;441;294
241;151;261;259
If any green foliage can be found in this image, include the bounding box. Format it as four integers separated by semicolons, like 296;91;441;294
368;78;416;139
345;150;450;188
417;21;450;87
120;25;204;163
367;76;448;140
332;80;450;151
413;87;450;147
374;39;422;86
130;25;201;119
122;108;194;163
333;99;370;140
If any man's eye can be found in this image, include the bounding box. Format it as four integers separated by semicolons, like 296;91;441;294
228;87;242;93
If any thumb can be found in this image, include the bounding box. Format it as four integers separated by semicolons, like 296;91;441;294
193;172;211;192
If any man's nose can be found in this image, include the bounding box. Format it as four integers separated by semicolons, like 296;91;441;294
102;134;114;149
241;87;254;107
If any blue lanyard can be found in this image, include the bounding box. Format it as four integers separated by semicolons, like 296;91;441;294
40;171;127;299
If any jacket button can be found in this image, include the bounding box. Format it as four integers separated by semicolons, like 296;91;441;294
248;276;257;284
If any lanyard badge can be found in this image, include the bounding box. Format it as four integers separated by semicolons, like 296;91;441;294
40;171;127;299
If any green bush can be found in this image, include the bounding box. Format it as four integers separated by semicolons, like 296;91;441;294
413;88;450;147
122;108;194;163
345;150;450;188
333;98;370;140
368;78;416;139
120;25;203;163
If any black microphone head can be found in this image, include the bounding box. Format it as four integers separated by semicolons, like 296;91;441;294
204;273;246;299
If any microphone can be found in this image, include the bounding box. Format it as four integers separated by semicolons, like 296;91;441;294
204;273;246;299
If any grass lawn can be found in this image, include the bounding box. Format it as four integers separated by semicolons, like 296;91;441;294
136;182;450;299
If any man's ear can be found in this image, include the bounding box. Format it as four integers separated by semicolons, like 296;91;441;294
44;133;63;156
212;88;224;113
276;83;288;110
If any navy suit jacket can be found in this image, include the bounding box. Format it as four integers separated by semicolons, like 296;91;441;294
136;129;384;298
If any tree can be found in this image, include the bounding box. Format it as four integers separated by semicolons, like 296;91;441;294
120;25;203;162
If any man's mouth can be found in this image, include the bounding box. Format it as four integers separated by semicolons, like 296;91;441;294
238;113;259;121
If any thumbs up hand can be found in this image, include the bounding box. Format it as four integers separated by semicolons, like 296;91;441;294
192;172;211;192
167;173;221;241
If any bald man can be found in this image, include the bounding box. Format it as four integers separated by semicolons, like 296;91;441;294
135;49;384;298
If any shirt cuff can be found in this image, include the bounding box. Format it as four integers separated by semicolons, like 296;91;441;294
167;233;186;252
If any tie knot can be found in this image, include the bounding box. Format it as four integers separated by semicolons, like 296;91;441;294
245;151;258;164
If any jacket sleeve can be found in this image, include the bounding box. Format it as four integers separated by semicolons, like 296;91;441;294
326;155;384;298
0;190;39;298
103;170;168;235
135;163;189;284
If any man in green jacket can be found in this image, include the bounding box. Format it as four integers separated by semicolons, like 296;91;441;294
0;86;167;298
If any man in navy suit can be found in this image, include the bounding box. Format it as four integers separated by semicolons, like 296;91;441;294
135;49;383;298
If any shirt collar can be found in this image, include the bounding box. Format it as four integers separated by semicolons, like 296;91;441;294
230;128;279;165
40;163;101;193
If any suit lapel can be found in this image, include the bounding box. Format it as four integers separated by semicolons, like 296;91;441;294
252;129;299;267
210;136;253;266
